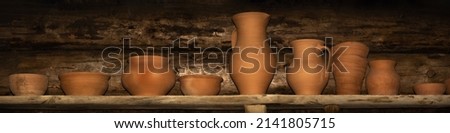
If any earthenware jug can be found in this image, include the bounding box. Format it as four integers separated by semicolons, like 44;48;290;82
332;41;369;95
286;39;330;95
366;59;400;95
230;12;276;95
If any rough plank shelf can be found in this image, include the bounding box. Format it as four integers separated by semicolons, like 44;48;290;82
0;95;449;111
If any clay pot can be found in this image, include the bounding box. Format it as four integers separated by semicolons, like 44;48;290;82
286;39;330;95
445;79;450;94
59;72;110;96
179;75;223;95
122;55;176;96
9;73;48;96
230;12;276;95
332;41;369;95
414;83;446;95
366;59;400;95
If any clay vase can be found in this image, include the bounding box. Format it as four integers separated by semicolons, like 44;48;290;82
9;73;48;96
286;39;330;95
366;59;400;95
414;83;446;95
179;75;223;95
59;72;110;96
332;41;369;95
445;79;450;94
230;12;276;95
122;55;176;96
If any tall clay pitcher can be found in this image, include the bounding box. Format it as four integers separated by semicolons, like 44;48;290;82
230;12;276;95
332;41;369;95
366;59;400;95
286;39;330;95
122;55;176;96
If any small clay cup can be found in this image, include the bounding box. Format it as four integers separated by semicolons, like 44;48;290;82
179;75;223;95
9;73;48;96
59;72;110;96
413;83;446;95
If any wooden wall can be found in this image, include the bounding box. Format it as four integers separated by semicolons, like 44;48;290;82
0;0;449;96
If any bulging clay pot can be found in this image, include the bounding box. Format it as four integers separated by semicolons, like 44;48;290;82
59;72;110;96
366;59;400;95
414;83;446;95
332;41;369;95
179;75;223;95
122;55;176;96
230;12;276;95
286;39;330;95
9;73;48;96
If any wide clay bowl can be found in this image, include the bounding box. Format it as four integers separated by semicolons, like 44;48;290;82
9;73;48;96
179;75;223;95
414;83;446;95
59;72;110;96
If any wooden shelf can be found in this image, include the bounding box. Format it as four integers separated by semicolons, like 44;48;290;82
0;95;449;112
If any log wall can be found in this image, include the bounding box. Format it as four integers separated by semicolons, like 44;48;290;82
0;0;449;98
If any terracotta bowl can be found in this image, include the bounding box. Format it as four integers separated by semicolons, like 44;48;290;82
59;72;110;96
413;83;446;95
9;73;48;96
179;75;223;95
445;79;450;94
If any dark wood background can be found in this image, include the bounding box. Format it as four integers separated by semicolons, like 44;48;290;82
0;0;449;97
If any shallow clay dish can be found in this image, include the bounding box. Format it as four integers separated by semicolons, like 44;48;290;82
179;75;223;95
413;83;446;95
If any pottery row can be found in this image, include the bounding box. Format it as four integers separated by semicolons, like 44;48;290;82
7;12;450;96
8;69;450;96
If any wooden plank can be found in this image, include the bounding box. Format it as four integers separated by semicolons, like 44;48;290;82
323;104;340;113
277;95;450;109
0;95;272;110
244;105;267;113
0;95;449;110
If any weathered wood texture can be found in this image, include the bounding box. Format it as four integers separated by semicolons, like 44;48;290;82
0;95;449;112
0;1;448;98
245;105;267;113
0;0;449;53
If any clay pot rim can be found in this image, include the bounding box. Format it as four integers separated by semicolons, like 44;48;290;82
129;55;167;60
334;41;369;48
414;83;446;89
232;12;270;20
290;39;325;46
369;59;395;62
334;57;367;62
9;73;47;78
59;72;110;79
336;55;368;58
179;75;223;82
